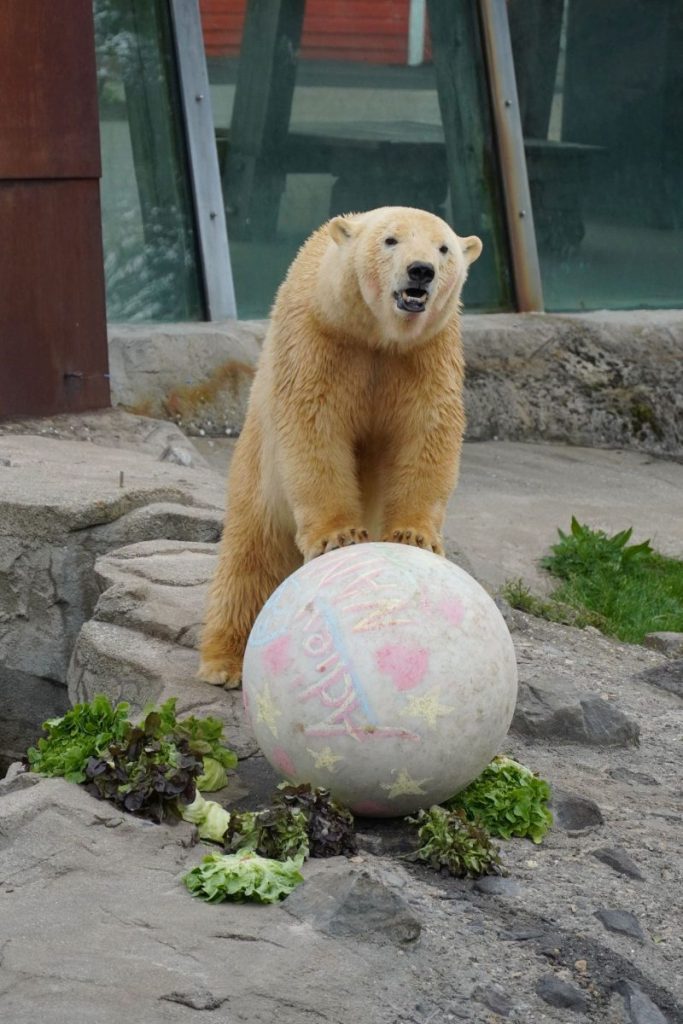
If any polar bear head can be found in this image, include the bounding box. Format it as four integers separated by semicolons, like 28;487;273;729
319;206;482;347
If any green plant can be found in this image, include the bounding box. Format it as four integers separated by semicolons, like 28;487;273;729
26;695;131;782
501;578;605;631
223;784;357;861
85;705;204;822
275;784;358;858
541;517;654;579
408;806;503;878
504;518;683;644
28;695;238;823
446;756;552;844
225;807;309;860
171;710;238;791
181;791;232;843
183;850;304;904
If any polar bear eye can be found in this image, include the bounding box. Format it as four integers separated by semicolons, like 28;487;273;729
384;237;398;247
439;244;449;254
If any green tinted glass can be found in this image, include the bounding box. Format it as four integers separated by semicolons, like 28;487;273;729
94;0;204;321
205;0;510;318
509;0;683;311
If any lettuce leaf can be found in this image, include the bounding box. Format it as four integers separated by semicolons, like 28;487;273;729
225;806;310;861
409;805;504;878
196;756;229;793
171;712;238;772
222;786;356;861
26;695;130;783
445;756;552;844
144;701;237;788
274;784;357;858
85;708;204;823
183;851;304;904
181;791;231;843
28;694;239;821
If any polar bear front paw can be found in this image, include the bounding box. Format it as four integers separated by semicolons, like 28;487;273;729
384;528;444;556
304;526;369;562
196;658;242;689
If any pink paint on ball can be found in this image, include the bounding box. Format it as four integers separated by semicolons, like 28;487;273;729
440;596;466;627
243;543;519;817
271;746;297;778
262;634;292;674
375;643;429;691
350;799;394;817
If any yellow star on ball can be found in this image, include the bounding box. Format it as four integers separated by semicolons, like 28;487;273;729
307;746;344;772
381;769;431;799
256;681;281;737
401;687;455;728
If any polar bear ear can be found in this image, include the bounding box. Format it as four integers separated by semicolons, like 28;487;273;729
461;235;483;265
329;216;360;246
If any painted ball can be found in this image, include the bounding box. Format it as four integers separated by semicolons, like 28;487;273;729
242;543;518;817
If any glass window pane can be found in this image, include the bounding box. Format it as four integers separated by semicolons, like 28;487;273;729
94;0;204;321
202;0;511;318
509;0;683;311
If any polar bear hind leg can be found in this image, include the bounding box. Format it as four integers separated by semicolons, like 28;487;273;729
198;427;300;687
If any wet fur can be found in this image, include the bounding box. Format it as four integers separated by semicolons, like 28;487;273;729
199;207;482;686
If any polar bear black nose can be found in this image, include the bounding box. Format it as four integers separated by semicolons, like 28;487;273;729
407;261;435;285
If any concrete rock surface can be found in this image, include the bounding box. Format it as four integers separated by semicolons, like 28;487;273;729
1;421;682;1024
195;437;683;595
66;539;257;759
0;408;209;466
106;312;683;455
643;633;683;658
0;666;69;776
463;311;683;456
0;434;223;683
5;608;681;1024
108;321;266;434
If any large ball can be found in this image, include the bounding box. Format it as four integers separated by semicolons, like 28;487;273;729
242;543;518;816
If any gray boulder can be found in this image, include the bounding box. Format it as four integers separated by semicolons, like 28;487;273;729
642;633;683;658
108;320;266;436
513;677;640;746
463;310;683;456
66;539;257;759
0;434;223;684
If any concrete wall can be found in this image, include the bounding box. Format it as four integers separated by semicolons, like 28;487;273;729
109;310;683;456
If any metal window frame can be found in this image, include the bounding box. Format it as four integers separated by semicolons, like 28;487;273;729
168;0;539;319
478;0;544;312
169;0;237;320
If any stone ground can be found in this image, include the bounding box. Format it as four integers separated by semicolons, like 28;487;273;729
1;410;682;1024
194;436;683;592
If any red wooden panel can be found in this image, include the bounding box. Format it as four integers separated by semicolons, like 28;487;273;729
0;181;110;418
200;0;410;63
0;0;101;179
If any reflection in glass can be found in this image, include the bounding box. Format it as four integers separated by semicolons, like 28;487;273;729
201;0;510;318
508;0;683;311
95;0;203;321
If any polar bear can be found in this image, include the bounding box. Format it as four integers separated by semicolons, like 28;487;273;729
199;206;482;687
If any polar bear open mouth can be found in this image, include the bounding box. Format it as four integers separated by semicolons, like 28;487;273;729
395;287;429;313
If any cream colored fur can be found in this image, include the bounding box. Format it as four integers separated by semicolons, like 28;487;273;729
199;206;482;686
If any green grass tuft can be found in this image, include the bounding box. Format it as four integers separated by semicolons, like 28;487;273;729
503;517;683;645
501;578;606;631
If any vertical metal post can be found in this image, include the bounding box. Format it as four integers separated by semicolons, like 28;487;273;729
169;0;237;320
478;0;544;312
408;0;426;66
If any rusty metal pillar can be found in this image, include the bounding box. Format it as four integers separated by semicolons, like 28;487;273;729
0;0;110;418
